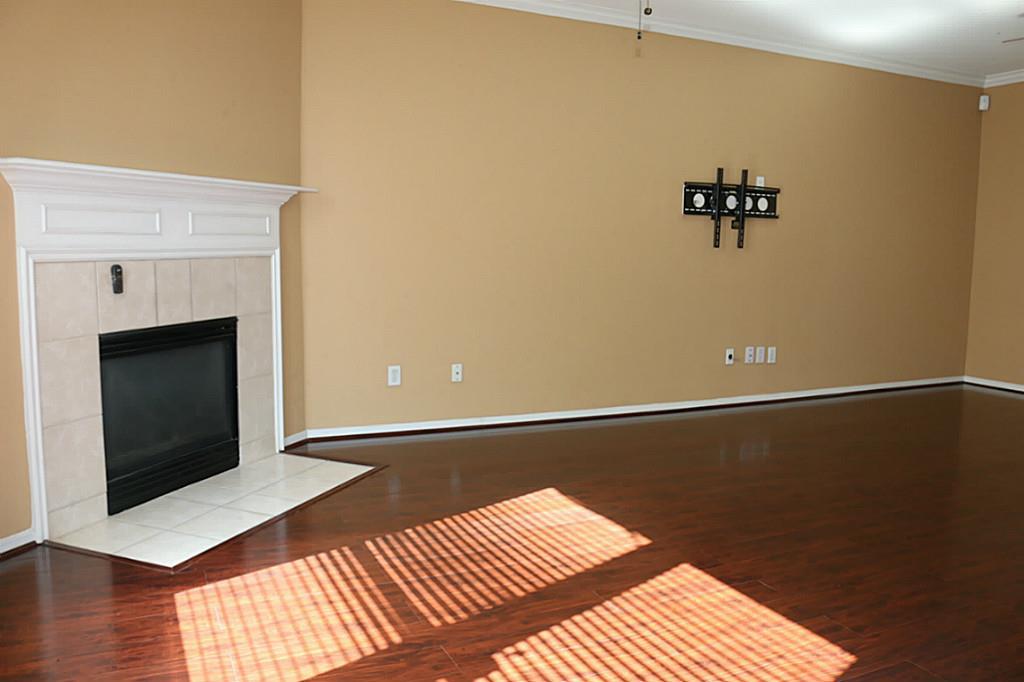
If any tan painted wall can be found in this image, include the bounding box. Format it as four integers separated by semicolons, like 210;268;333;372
300;0;982;430
966;82;1024;384
0;181;28;539
0;0;302;538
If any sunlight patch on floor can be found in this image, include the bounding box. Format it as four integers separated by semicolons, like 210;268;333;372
476;563;856;682
175;545;401;681
366;487;652;627
174;488;650;681
174;489;854;681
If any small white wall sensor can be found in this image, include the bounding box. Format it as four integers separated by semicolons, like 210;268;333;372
979;94;991;112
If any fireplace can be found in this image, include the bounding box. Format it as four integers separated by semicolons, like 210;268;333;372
100;317;240;514
0;158;312;544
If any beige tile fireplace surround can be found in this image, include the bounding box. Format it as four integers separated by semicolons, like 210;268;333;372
0;158;326;562
37;256;276;538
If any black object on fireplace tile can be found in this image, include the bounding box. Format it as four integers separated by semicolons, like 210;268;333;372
100;317;239;514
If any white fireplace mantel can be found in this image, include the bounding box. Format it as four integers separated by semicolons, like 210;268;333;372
0;157;314;257
0;158;316;548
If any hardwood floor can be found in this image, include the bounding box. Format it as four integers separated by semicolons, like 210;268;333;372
3;385;1024;680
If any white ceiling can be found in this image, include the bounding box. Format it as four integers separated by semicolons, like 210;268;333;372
458;0;1024;86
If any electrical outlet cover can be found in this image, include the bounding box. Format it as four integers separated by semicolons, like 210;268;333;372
387;365;402;386
756;346;766;364
725;348;735;366
767;346;777;364
744;347;755;364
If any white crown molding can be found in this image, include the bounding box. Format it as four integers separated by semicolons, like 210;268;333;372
984;69;1024;89
284;375;965;445
454;0;987;87
0;158;316;206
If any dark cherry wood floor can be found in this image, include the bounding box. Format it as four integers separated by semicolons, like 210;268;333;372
3;385;1024;680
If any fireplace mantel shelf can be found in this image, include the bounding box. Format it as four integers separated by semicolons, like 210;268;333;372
0;157;316;206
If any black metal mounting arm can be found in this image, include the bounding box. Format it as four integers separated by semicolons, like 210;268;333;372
682;168;780;249
732;169;749;249
712;167;724;249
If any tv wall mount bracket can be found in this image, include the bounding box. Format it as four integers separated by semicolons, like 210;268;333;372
682;168;780;248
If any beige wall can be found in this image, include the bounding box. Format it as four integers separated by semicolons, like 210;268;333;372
0;0;302;538
966;82;1024;383
300;0;982;429
0;181;28;539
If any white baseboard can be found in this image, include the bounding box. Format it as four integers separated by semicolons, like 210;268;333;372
284;431;309;447
284;375;964;445
963;375;1024;394
0;526;38;555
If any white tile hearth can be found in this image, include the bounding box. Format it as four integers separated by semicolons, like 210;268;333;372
57;519;161;555
168;479;254;506
118;531;222;567
112;496;216;530
52;453;373;568
174;507;270;541
256;474;345;502
228;493;298;516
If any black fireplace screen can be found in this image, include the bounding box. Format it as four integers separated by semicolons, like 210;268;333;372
100;317;239;514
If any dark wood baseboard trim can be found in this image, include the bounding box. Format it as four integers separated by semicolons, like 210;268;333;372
283;380;967;450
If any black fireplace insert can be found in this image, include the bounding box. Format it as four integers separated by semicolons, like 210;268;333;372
100;317;239;514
